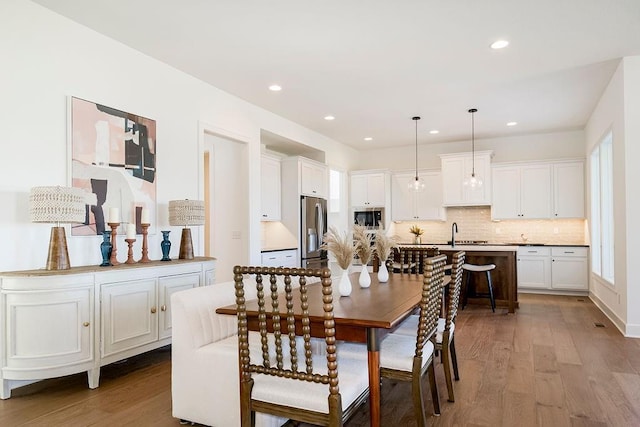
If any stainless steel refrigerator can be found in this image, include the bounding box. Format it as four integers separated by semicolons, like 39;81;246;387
300;195;328;269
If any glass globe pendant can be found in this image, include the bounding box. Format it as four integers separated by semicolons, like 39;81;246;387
462;108;483;189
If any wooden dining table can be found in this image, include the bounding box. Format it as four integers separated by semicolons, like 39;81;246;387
216;271;450;427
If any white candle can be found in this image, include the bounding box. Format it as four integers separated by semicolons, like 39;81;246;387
108;207;120;223
126;223;136;239
141;208;150;224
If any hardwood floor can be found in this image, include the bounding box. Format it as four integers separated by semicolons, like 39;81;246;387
1;294;639;426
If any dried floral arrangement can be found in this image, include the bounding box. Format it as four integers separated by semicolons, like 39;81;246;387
375;229;398;262
409;224;424;237
321;226;355;270
353;224;374;265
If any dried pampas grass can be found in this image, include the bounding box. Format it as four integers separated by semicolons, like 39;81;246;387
322;226;355;270
375;229;398;262
353;225;374;265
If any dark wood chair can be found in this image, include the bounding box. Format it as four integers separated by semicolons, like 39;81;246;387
391;251;465;403
379;254;447;424
393;246;440;275
234;266;369;427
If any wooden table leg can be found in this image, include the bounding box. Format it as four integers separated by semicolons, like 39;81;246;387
367;328;381;427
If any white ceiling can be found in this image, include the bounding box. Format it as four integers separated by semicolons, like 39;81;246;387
33;0;640;150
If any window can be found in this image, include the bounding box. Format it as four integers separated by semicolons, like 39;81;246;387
590;131;614;284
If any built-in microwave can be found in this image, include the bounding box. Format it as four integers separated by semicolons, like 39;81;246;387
353;209;384;229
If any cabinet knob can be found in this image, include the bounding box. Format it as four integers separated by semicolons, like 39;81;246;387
151;307;157;314
161;305;167;312
262;214;267;217
83;322;90;327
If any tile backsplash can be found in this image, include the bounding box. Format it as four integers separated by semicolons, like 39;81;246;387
388;206;587;245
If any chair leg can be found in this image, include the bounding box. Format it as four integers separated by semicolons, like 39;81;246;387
461;270;471;310
486;271;496;312
427;361;441;416
441;342;455;402
450;336;460;381
412;368;428;426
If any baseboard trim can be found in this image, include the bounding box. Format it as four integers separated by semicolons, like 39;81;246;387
589;291;630;336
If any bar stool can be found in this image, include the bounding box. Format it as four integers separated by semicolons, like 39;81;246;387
462;263;496;312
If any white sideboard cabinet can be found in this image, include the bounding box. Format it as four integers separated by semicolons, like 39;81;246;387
517;246;588;293
0;257;215;399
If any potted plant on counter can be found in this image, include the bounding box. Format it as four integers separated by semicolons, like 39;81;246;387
322;226;355;297
409;225;424;244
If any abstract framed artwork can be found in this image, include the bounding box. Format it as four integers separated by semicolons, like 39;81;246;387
69;96;156;236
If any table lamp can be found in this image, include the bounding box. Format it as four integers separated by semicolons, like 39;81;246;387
168;199;205;260
30;186;87;270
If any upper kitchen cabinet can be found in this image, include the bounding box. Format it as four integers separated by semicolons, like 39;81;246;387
391;171;446;221
553;161;584;218
260;155;281;221
281;156;328;199
491;159;584;220
492;163;552;219
299;158;328;198
440;151;492;206
350;171;388;207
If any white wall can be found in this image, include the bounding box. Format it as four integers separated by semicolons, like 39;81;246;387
621;57;640;335
0;0;358;272
585;56;640;337
355;130;585;172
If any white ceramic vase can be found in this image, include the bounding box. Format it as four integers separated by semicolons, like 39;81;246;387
377;262;389;283
338;268;352;297
359;265;371;288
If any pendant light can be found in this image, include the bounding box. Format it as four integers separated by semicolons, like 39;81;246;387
408;116;426;192
463;108;483;189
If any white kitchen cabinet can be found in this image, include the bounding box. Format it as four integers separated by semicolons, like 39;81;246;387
517;246;588;292
492;164;552;219
551;247;588;290
261;249;298;267
350;172;387;207
260;155;281;221
517;247;551;290
300;158;328;198
391;171;446;221
440;151;492;206
0;258;215;399
553;161;584;218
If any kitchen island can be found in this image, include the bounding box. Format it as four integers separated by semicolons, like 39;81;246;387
384;244;519;313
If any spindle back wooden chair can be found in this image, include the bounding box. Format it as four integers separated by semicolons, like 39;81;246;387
234;266;369;427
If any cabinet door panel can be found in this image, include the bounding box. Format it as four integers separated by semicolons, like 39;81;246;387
5;287;92;369
350;175;368;207
101;279;157;357
442;158;465;205
521;165;551;218
415;172;445;220
391;173;416;220
366;174;386;206
158;274;199;339
492;167;520;219
551;257;588;290
554;162;584;218
517;256;551;289
260;156;281;221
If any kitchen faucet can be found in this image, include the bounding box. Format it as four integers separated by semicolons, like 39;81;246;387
451;222;458;247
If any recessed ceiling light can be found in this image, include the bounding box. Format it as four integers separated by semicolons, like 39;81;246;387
364;137;373;141
429;130;439;134
507;121;518;126
324;115;335;121
491;40;509;49
268;84;282;91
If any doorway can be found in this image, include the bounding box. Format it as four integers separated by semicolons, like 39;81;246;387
203;132;249;282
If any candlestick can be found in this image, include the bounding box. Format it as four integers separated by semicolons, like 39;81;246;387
107;222;120;265
126;223;136;239
141;208;150;225
139;223;150;263
108;207;120;223
125;238;136;264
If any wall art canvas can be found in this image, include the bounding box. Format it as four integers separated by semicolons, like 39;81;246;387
70;96;156;236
